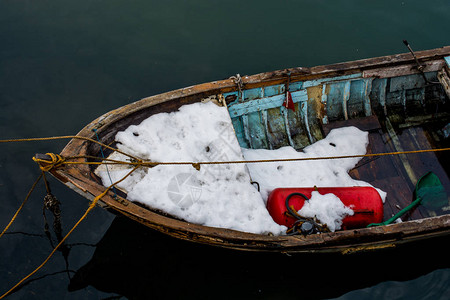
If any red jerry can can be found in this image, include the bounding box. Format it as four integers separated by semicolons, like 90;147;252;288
267;187;383;230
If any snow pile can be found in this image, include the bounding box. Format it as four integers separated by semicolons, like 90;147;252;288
242;126;387;202
298;191;354;232
95;101;286;235
96;101;386;235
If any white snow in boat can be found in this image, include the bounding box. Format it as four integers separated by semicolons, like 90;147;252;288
242;126;387;203
96;101;286;235
298;191;354;232
96;101;386;235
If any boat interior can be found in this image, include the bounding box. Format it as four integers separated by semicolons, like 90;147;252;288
222;64;450;223
88;55;450;228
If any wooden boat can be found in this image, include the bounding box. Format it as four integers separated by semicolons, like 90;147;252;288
40;46;450;254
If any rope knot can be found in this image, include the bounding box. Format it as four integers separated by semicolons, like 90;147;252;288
33;153;66;172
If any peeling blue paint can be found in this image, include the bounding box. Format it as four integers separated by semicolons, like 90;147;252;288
390;74;425;92
325;81;348;122
343;81;351;120
363;78;373;116
228;89;308;117
225;69;443;150
445;56;450;68
302;73;362;89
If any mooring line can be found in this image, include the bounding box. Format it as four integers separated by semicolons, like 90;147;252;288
2;135;450;170
0;135;139;161
1;134;450;297
0;165;140;299
56;147;450;169
0;173;43;239
93;129;117;198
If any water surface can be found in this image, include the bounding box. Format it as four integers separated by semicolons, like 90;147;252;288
1;1;449;299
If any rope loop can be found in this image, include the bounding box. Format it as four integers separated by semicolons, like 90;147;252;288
33;153;66;172
229;73;244;101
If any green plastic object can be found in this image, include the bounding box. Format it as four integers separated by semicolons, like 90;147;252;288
367;172;447;227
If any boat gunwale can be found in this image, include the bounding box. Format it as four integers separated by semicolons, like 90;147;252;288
66;45;450;145
52;46;450;252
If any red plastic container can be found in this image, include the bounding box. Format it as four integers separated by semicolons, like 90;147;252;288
267;187;383;230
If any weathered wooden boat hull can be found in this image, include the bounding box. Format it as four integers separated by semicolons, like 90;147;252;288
50;46;450;254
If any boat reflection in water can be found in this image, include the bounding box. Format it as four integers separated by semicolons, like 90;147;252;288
69;216;450;299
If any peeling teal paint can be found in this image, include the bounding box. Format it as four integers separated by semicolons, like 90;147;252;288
228;89;308;117
445;56;450;68
243;87;262;101
264;84;285;97
226;69;443;150
363;78;373;116
247;111;268;149
281;106;295;147
326;81;348;122
231;116;248;148
343;81;351;120
302;73;362;89
390;74;425;92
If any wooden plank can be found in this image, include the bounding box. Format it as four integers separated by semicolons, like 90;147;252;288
370;176;417;222
243;87;263;101
389;74;425;92
302;73;362;89
396;127;450;216
281;106;295;148
369;78;388;116
322;115;381;136
264;84;284;97
363;78;373;116
347;78;373;118
362;60;445;78
325;81;347;122
247;111;269;149
305;85;325;143
266;107;289;149
350;131;399;182
437;68;450;99
322;116;426;221
287;103;310;149
230;47;450;89
231;117;249;148
227;89;308;117
261;110;273;150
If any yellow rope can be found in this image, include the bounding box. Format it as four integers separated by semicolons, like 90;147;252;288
32;153;66;172
0;135;139;161
3;135;450;169
155;147;450;167
0;164;140;299
1;134;450;297
57;147;450;168
0;173;43;239
2;134;449;297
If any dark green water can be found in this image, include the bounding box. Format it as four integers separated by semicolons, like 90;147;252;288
1;0;449;299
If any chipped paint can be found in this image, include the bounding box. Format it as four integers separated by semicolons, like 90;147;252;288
445;56;450;68
226;66;446;151
343;81;351;120
281;106;295;147
241;114;252;148
302;101;314;144
228;90;308;117
302;73;362;88
321;84;328;124
363;78;373;116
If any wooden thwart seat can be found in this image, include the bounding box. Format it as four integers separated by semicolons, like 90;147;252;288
323;115;450;222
